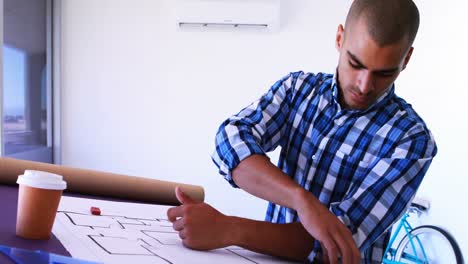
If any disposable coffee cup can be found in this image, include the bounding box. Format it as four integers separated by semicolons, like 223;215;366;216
16;170;67;240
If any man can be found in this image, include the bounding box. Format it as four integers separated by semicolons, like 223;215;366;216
167;0;437;263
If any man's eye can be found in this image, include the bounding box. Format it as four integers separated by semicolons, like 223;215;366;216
349;61;361;69
376;72;395;78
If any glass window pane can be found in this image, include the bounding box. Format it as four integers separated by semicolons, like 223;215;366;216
3;0;51;162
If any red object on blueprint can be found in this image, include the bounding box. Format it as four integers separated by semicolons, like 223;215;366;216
90;206;101;216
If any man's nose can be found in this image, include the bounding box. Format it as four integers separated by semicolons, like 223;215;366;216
356;71;372;95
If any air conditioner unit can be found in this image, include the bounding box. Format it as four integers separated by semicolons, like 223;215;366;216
176;0;280;31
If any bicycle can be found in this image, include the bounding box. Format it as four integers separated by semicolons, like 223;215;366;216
382;198;464;264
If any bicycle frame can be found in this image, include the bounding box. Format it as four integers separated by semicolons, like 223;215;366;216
382;212;429;264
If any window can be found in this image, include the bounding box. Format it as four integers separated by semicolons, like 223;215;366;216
2;0;54;163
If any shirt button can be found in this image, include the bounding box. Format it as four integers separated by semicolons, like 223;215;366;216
312;155;316;159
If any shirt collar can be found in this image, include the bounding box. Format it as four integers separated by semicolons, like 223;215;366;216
331;71;395;114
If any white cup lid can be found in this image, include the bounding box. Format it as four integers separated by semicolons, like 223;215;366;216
17;170;67;190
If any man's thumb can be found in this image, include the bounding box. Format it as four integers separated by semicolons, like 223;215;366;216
175;186;195;205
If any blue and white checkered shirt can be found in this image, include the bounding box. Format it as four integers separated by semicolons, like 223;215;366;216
211;71;437;263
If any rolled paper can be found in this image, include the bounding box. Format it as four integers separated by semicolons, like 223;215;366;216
0;157;204;205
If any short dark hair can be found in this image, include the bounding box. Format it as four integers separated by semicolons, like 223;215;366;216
345;0;420;46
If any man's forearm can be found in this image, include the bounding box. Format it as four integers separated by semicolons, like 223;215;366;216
232;154;320;211
227;216;314;261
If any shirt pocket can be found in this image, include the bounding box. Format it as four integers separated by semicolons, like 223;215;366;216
327;150;370;202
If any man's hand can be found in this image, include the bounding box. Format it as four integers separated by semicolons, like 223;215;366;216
294;190;360;264
167;186;232;250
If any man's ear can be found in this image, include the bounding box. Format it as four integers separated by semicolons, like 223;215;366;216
402;47;414;70
336;24;345;51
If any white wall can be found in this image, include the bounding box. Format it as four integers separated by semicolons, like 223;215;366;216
60;0;468;256
396;0;468;257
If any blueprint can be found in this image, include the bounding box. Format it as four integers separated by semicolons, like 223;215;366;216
52;196;299;264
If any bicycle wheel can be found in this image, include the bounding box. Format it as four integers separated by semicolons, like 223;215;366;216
395;225;463;264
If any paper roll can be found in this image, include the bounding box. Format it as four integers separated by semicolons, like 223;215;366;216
0;157;204;205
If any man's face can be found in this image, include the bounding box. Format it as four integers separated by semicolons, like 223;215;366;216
335;18;414;110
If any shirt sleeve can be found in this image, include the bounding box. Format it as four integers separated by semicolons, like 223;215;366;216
211;72;306;187
309;126;437;260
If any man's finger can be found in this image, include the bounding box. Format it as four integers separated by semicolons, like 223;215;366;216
332;231;351;264
167;206;184;222
322;239;339;264
352;244;361;264
173;217;185;231
179;229;187;240
320;242;330;264
335;225;359;264
175;186;196;205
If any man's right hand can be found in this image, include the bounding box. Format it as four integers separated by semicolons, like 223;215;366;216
294;190;361;264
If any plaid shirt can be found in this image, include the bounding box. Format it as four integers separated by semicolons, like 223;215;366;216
211;71;437;263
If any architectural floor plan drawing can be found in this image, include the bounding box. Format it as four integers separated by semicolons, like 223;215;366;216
52;196;299;264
